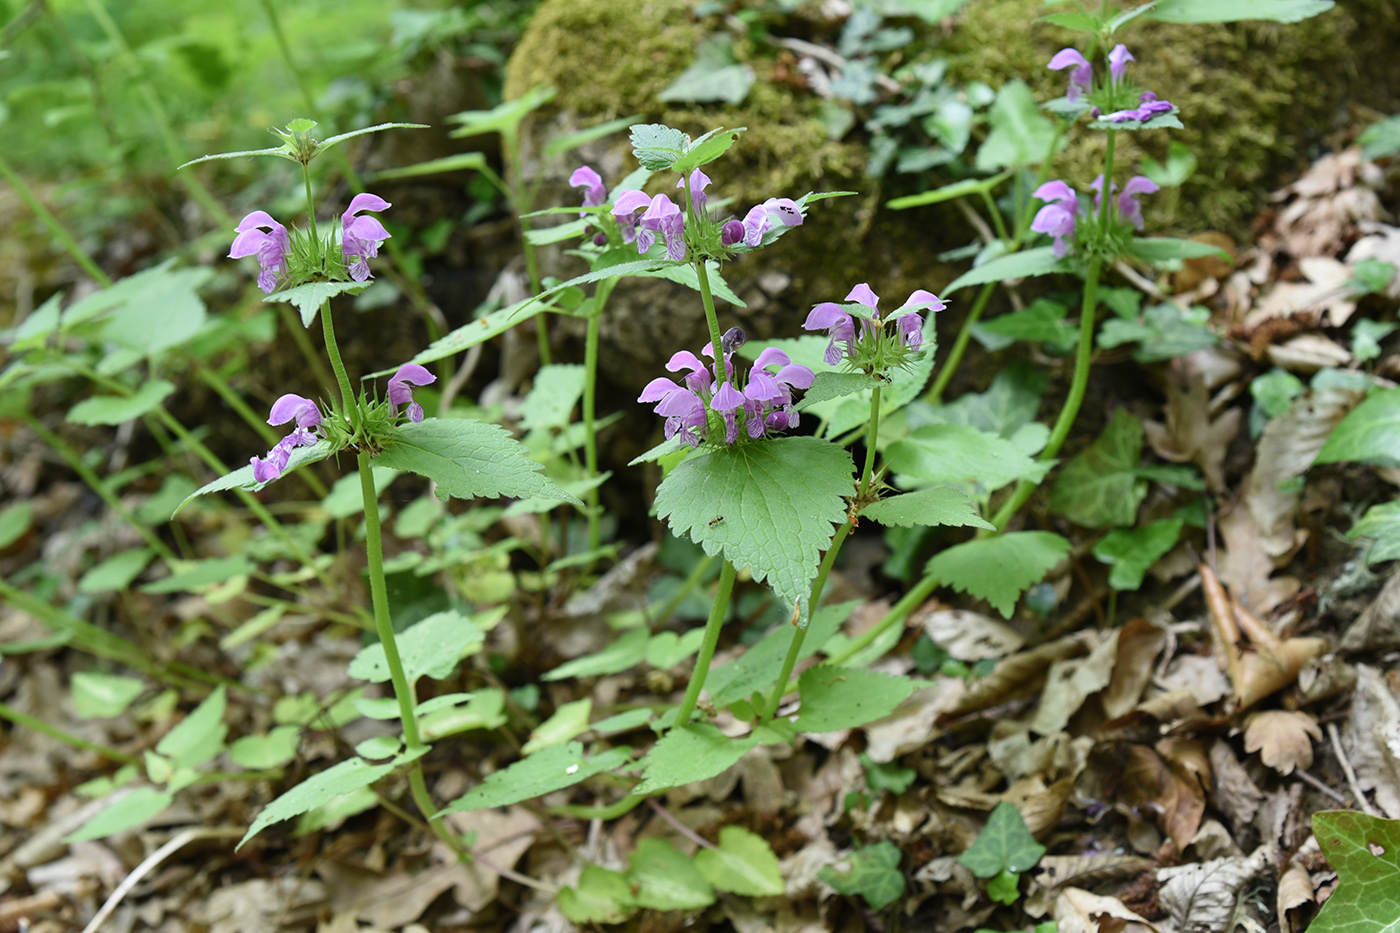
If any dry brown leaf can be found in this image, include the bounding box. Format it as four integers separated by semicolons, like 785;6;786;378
1243;710;1321;776
1156;657;1231;708
919;608;1025;660
1269;147;1384;258
1157;845;1274;933
1208;739;1265;839
862;676;966;763
1344;665;1400;818
1143;370;1242;493
1341;569;1400;653
988;728;1093;784
1033;855;1155;894
1278;836;1320;933
1245;256;1356;329
1121;743;1206;851
1216;507;1300;618
1031;631;1118;736
1054;887;1162;933
1103;619;1169;719
1266;333;1353;373
948;632;1093;719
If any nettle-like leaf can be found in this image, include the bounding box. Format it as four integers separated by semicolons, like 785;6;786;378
627;838;717;910
974;298;1076;352
862;486;992;530
1310;810;1400;933
654;437;854;627
694;826;784;896
795;666;919;732
373;418;582;506
391;295;547;372
437;743;632;815
98;265;212;359
1316;388;1400;467
1350;500;1400;565
1098;303;1218;363
798;372;884;410
929;362;1046;438
630;123;690;171
887;423;1052;495
924;532;1071;618
819;841;905;910
67;380;176;426
1049;408;1147;528
633;723;759;795
266;281;369;328
347;610;484;687
1125;237;1231;264
959;801;1047;887
975;80;1060;171
1094;519;1185;590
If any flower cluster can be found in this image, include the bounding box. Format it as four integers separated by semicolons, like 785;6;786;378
639;328;814;447
1048;43;1176;125
251;394;323;482
803;283;944;370
228;193;393;295
1030;175;1160;258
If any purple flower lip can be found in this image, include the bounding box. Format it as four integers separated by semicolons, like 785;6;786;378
387;363;436;423
676;168;711;215
1109;44;1134;83
1048;47;1092;102
1031;181;1082;258
342;193;392;282
230;210;291;295
570;165;606;210
251;394;323;483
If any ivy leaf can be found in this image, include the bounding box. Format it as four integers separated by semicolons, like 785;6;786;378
267;281;369;327
987;869;1022;904
887;423;1052;495
959;801;1047;878
626;839;717;910
795;666;919;732
347;610;484;687
1094;519;1185;590
630;123;689;171
239;751;422;848
633;723;759;795
1310;810;1400;933
654;437;854;627
818;841;905;910
924;532;1071;618
1349;501;1400;565
1316;388;1400;467
862;486;992;530
373;418;582;506
559;866;634;925
1049;408;1147;528
68;380;176;426
437;743;631;815
694;826;784;896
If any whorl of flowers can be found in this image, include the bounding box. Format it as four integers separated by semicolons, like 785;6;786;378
1048;43;1176;125
228;193;393;293
1030;175;1161;258
803;283;944;370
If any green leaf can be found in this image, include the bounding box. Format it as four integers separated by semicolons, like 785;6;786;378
355;736;403;760
1310;810;1400;933
522;698;592;754
654;437;854;627
1049;408;1147;528
448;86;555;141
975;81;1060;171
1316;388;1400;467
886;172;1010;211
0;501;32;549
630;123;689;171
321;466;398;519
1359;115;1400;162
645;628;706;669
1088;111;1184;132
177;441;335;514
420;689;509;742
862;487;992;530
861;752;917;795
887;423;1052;494
1038;11;1103;31
924;532;1072;618
100;266;211;358
1146;0;1333;22
1349;501;1400;565
520;364;585;431
71;672;145;719
437;743;631;814
141;556;254;594
266;281;370;327
1126;238;1232;264
347;610;483;687
818;841;905;910
633;723;758;795
987;868;1022;904
228;725;301;770
945;246;1071;295
391;295;547;371
1250;368;1307;421
240;755;408;848
627;838;717;910
545;114;644;157
795;666;919;732
708;601;858;707
959;801;1047;878
658;38;755;106
373;418;582;506
1097;303;1218;362
542;627;650;682
1352;263;1398;300
559;866;635;924
638;258;746;308
1140;140;1198;188
156;685;227;769
67;787;175;842
927;362;1046;438
368;152;488;181
694;826;784;896
67;380;176;425
798;372;884;411
674;126;747;174
78;548;155;595
1094;519;1185;590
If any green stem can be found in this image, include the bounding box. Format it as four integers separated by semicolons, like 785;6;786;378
318;300;355;410
302;164;319;244
927;281;995;404
762;520;852;720
582;277;616;559
692;259;728;387
276;304;337;394
857;384;882;493
548;793;645;820
0;700;142;767
0;153;111;286
824;574;936;668
980;189;1010;243
669;560;736;732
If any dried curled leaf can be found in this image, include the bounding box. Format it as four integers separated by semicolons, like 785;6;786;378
1244;710;1322;776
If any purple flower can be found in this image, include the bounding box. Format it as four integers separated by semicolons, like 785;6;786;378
804;301;857;365
1048;48;1093;102
570;166;606;215
640;375;708;447
342;193;392;282
229;210;291;295
738;197;804;247
764;198;803;227
611;189;650;245
1109;44;1134;83
721;219;745;246
666;350;713;394
891;290;945;349
1031;181;1081;258
251;394;323;483
639;193;687;261
1102;92;1176;124
388;363;436;422
676;168;711;215
1117;176;1160;229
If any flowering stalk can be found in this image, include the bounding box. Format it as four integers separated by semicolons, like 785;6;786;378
669;560;737;733
582;277;617;555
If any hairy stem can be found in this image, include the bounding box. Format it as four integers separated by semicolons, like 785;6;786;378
318;300;355;410
692;259;728;387
0;153;110;286
670;560;736;732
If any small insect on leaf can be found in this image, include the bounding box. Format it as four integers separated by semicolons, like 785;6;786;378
708;515;724;527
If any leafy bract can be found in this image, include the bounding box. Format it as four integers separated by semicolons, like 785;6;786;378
1316;388;1400;467
177;442;335;514
1049;408;1147;528
694;826;784;896
627;839;717;910
959;801;1047;878
1310;810;1400;933
240;752;421;848
945;246;1071;295
887;423;1052;495
798;372;884;410
819;841;905;910
795;666;919;732
67;380;176;425
437;743;631;814
630;123;690;171
1146;0;1333;23
1094;519;1185;590
654;437;853;627
924;532;1072;617
267;281;369;327
862;487;993;530
1349;501;1400;565
373;418;581;506
975;80;1060;171
347;610;483;687
633;723;758;795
